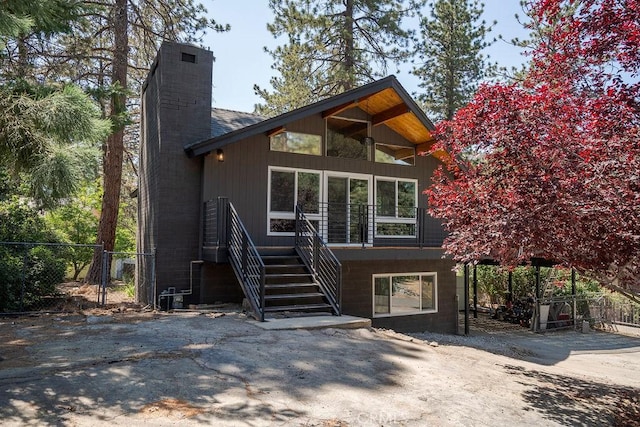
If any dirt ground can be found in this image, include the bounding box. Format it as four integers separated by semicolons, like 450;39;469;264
1;304;639;426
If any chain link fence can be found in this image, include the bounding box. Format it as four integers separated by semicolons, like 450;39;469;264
0;242;155;314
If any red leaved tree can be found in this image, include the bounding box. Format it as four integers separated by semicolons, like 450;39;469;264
426;0;640;301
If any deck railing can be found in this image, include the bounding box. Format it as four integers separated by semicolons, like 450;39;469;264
297;203;446;248
226;202;265;321
295;206;341;315
205;199;446;249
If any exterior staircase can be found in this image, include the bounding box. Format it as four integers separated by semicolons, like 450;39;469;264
224;200;341;321
260;248;335;315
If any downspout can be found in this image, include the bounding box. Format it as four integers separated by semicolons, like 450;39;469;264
197;155;205;260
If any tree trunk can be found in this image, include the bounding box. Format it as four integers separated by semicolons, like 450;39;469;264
343;0;355;91
445;16;456;121
85;0;129;285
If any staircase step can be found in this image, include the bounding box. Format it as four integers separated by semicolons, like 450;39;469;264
261;255;299;260
265;283;318;289
265;293;325;300
258;248;297;257
265;273;313;279
264;264;306;269
263;303;333;312
262;257;302;266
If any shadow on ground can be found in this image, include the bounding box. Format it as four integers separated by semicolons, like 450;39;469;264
501;364;640;426
415;313;640;366
0;312;424;425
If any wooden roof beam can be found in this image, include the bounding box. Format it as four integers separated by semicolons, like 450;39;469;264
340;121;368;137
372;103;410;126
432;149;450;162
322;101;357;118
265;126;285;137
322;92;380;118
394;148;415;160
416;140;435;154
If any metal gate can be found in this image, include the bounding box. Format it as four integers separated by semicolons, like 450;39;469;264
100;250;156;307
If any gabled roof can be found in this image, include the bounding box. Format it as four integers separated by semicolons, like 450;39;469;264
185;75;436;158
210;108;264;138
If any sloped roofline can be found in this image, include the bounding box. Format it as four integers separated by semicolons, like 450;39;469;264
185;75;435;158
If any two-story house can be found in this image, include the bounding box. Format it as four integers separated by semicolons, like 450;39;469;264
137;41;456;333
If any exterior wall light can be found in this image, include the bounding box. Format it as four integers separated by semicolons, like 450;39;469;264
216;148;224;162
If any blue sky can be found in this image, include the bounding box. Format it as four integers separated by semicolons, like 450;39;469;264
202;1;531;112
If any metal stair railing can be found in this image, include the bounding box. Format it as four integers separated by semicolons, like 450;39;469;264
295;205;342;315
227;202;266;321
202;197;230;247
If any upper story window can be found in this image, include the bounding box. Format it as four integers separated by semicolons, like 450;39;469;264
375;142;415;166
268;167;321;234
270;131;322;156
375;178;417;237
326;116;370;161
376;178;416;218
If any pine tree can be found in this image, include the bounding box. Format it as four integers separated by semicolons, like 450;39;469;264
0;0;110;208
413;0;495;121
34;0;229;284
255;0;422;116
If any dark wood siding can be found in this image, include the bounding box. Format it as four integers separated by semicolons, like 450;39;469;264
198;254;457;333
341;258;457;333
200;263;244;304
202;108;444;247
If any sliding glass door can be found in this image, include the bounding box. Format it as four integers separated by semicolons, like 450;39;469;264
325;173;371;244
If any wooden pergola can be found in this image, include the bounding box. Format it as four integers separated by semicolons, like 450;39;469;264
461;259;578;335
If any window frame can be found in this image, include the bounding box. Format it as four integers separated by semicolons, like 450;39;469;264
267;166;322;236
372;272;438;317
325;116;371;161
374;177;418;238
323;170;374;246
269;131;322;156
374;142;415;166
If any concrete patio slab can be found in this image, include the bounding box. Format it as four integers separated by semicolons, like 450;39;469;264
252;314;371;330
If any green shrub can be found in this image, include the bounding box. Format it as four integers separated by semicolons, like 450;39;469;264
0;198;66;311
0;248;23;311
23;246;66;307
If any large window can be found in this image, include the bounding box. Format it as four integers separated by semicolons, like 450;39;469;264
267;170;420;241
375;178;417;237
375;142;415;166
326;116;370;160
270;131;322;156
268;167;321;234
373;273;437;316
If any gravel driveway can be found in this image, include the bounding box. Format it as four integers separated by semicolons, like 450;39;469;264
1;309;639;426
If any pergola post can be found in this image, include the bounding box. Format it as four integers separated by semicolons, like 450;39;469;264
473;264;478;319
464;263;470;335
572;268;577;330
534;265;541;331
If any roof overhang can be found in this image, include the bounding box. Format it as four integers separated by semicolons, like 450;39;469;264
185;76;438;158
